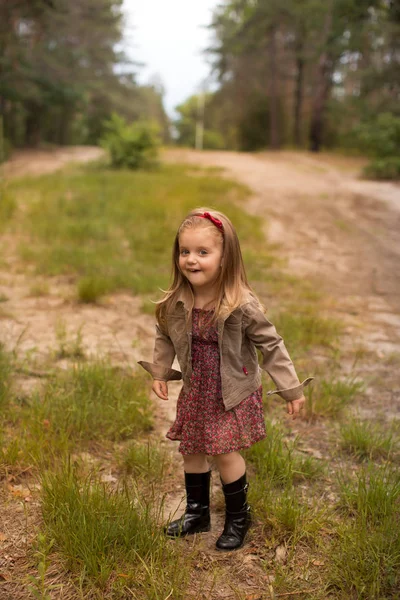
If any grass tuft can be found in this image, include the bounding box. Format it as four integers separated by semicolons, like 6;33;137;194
118;440;168;480
245;419;324;487
77;276;110;303
340;418;396;461
40;461;190;594
306;375;365;419
54;321;85;360
329;514;400;599
0;342;13;412
28;362;153;445
338;464;400;525
271;309;341;354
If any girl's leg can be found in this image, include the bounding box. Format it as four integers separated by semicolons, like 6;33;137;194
214;451;251;551
183;453;209;473
214;451;246;484
165;453;211;538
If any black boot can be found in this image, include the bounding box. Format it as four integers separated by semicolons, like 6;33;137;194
165;471;211;537
216;473;251;551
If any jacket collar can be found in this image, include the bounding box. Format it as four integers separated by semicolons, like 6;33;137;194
174;286;194;311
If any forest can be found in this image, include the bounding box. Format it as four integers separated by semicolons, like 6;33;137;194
1;0;399;177
0;0;170;154
175;0;400;177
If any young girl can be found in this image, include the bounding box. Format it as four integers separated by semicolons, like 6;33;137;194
139;208;313;551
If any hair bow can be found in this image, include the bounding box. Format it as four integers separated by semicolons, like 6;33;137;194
198;212;224;232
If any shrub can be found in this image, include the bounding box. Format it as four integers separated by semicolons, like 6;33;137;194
353;112;400;159
363;157;400;181
100;113;160;170
78;276;110;303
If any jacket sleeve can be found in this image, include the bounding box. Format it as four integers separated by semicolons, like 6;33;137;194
243;304;313;401
138;323;182;382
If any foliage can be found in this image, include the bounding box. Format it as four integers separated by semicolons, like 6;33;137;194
174;94;226;149
181;0;400;152
352;113;400;158
0;1;170;148
100;114;160;170
363;157;400;181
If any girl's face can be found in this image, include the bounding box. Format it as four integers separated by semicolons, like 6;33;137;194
178;226;223;295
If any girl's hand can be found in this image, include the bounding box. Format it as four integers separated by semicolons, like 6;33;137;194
287;395;305;419
152;379;169;401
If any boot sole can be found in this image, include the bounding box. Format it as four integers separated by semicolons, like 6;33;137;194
215;540;245;551
166;523;211;538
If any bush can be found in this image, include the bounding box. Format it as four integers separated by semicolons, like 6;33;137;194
203;129;225;149
363;157;400;181
0;137;12;164
100;113;160;170
352;112;400;159
77;276;110;303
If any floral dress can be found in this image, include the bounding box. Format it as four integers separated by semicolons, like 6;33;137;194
166;308;266;455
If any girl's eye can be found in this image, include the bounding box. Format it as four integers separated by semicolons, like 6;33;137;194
180;250;188;255
199;250;208;255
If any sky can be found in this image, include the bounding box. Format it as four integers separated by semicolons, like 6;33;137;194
122;0;220;117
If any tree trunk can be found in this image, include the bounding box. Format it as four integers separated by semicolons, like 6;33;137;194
268;25;280;149
309;10;334;152
293;42;305;147
309;52;334;152
25;104;42;147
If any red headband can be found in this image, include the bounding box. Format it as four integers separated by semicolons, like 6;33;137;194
198;212;224;233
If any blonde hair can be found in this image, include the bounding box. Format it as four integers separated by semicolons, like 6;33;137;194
156;207;261;332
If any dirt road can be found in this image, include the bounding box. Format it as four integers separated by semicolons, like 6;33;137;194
2;146;104;178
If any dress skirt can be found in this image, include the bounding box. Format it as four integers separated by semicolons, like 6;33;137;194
166;308;266;455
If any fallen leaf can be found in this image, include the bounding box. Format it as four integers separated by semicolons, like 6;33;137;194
275;543;287;564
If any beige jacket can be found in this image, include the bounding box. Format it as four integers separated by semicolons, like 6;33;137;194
139;291;313;411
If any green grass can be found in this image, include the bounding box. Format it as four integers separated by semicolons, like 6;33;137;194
28;282;50;297
9;164;263;296
245;419;324;488
53;320;85;360
338;465;400;526
0;187;16;230
40;461;191;595
0;342;12;412
117;440;168;481
77;275;111;303
340;418;396;461
330;465;400;598
329;516;400;599
270;309;341;354
306;374;365;419
28;362;153;444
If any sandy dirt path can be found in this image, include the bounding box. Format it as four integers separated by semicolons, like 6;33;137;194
1;146;400;599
